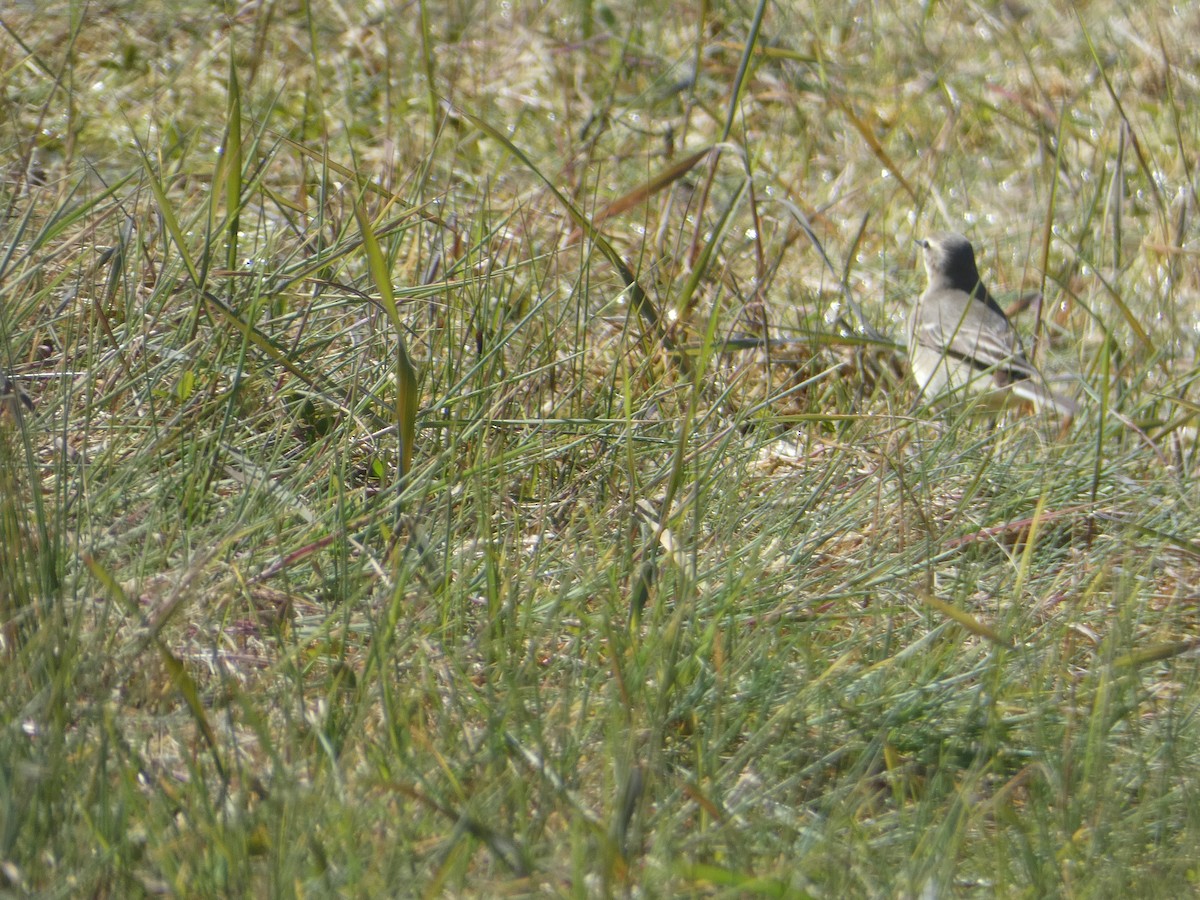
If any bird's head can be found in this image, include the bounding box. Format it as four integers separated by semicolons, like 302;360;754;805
917;232;983;293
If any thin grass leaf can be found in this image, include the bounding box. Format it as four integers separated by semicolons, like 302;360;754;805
673;171;748;323
138;154;202;288
719;0;766;143
1013;493;1048;601
583;146;712;232
1112;640;1200;670
918;590;1011;648
831;95;918;201
452;105;684;369
677;862;815;899
1075;8;1168;226
272;133;454;228
223;54;242;273
199;290;351;411
353;197;419;479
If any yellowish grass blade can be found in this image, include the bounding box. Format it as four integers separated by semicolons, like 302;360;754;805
353;198;418;479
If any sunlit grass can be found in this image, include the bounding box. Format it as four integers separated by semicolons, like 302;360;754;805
1;1;1199;895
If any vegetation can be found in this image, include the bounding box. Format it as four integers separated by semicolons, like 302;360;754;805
2;1;1198;895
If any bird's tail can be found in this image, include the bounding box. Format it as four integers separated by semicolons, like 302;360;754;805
1011;378;1078;417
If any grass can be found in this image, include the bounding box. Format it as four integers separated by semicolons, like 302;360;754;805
2;0;1200;896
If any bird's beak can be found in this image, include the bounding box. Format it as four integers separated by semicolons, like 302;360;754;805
914;238;929;249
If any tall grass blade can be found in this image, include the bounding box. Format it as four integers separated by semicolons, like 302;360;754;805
354;198;419;480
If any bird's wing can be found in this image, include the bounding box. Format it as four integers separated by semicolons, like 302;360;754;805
913;288;1037;379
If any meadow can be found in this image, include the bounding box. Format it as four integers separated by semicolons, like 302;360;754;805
2;1;1199;895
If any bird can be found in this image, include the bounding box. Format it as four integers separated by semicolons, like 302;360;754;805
906;232;1076;416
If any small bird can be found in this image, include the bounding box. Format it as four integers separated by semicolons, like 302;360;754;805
907;232;1076;416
